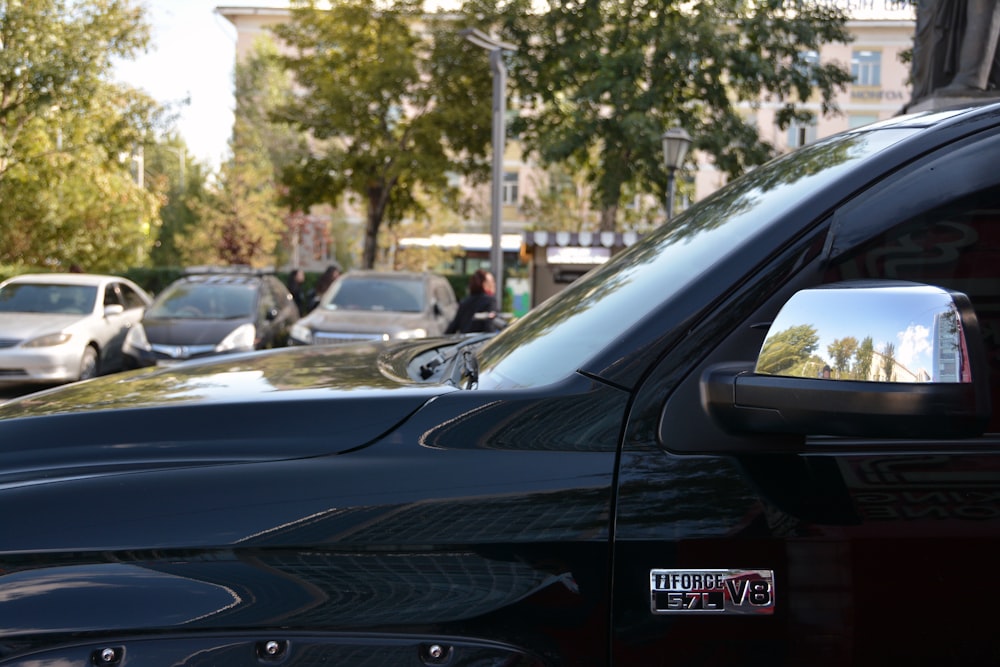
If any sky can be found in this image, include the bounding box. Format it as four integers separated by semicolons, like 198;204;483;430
113;1;272;169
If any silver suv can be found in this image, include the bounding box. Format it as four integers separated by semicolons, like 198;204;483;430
290;270;458;345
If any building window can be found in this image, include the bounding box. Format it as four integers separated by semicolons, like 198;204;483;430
852;50;881;87
503;171;519;205
787;120;818;149
796;50;820;82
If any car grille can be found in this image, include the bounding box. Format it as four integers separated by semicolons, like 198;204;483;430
313;332;387;345
0;369;28;377
0;339;21;349
150;343;218;359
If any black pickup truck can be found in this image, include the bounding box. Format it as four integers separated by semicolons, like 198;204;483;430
3;103;1000;666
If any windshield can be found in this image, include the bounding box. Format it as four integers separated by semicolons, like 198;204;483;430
324;277;424;313
0;283;97;315
476;128;919;389
148;282;257;320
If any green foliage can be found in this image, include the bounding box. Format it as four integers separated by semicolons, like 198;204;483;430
467;0;854;229
757;323;820;376
0;0;165;270
271;0;494;268
178;117;285;268
145;136;209;268
827;335;858;378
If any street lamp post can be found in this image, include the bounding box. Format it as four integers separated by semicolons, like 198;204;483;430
661;127;692;222
461;28;517;305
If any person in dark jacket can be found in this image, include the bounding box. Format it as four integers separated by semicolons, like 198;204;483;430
446;269;504;334
286;269;307;316
307;263;341;312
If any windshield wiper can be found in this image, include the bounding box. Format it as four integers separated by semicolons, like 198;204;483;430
460;348;479;388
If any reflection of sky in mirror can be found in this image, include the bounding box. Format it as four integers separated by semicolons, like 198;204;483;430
769;285;956;381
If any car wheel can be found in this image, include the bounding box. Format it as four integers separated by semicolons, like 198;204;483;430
79;346;99;381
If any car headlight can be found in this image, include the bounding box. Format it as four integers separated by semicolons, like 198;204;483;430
290;322;313;344
23;332;72;347
123;324;151;353
216;323;257;353
392;328;428;340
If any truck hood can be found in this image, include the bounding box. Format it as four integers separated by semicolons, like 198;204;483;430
0;341;457;481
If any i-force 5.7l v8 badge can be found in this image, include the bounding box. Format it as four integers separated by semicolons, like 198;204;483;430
650;569;776;615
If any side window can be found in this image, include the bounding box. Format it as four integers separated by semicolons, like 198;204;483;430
826;185;1000;430
118;284;146;310
435;283;455;308
104;285;122;308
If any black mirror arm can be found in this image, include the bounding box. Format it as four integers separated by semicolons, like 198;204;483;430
702;364;989;439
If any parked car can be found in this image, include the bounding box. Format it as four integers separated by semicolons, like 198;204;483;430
290;270;458;344
6;103;1000;665
0;272;151;384
123;267;299;368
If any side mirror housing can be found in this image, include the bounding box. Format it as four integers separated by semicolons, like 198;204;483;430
702;282;990;439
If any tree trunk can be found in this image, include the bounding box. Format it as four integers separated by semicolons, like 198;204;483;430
599;205;618;232
362;178;395;269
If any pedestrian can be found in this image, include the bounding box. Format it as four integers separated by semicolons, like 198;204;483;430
446;269;504;334
286;268;307;316
308;262;341;312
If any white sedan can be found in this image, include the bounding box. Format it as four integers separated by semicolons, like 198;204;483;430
0;273;152;385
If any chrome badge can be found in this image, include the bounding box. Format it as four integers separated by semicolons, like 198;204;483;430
650;569;775;615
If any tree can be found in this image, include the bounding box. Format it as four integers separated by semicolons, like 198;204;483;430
469;0;854;230
854;335;875;380
0;0;164;270
178;116;284;268
146;136;209;268
271;0;495;268
0;0;150;178
756;323;820;376
175;41;295;269
0;85;164;270
827;336;858;379
880;341;897;381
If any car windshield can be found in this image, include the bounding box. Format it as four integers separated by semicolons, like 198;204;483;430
147;282;257;320
0;283;97;315
475;127;920;390
324;278;424;313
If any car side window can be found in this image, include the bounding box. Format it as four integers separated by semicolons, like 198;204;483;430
104;285;122;308
826;184;1000;431
119;284;147;310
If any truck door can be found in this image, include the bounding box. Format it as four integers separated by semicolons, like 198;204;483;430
612;142;1000;665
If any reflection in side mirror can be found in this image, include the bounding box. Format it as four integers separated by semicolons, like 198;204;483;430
756;282;971;384
702;282;990;439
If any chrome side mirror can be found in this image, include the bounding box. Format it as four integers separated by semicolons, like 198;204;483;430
702;282;990;439
757;282;972;384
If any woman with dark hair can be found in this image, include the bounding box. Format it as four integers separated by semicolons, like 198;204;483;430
446;269;503;334
307;263;341;312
